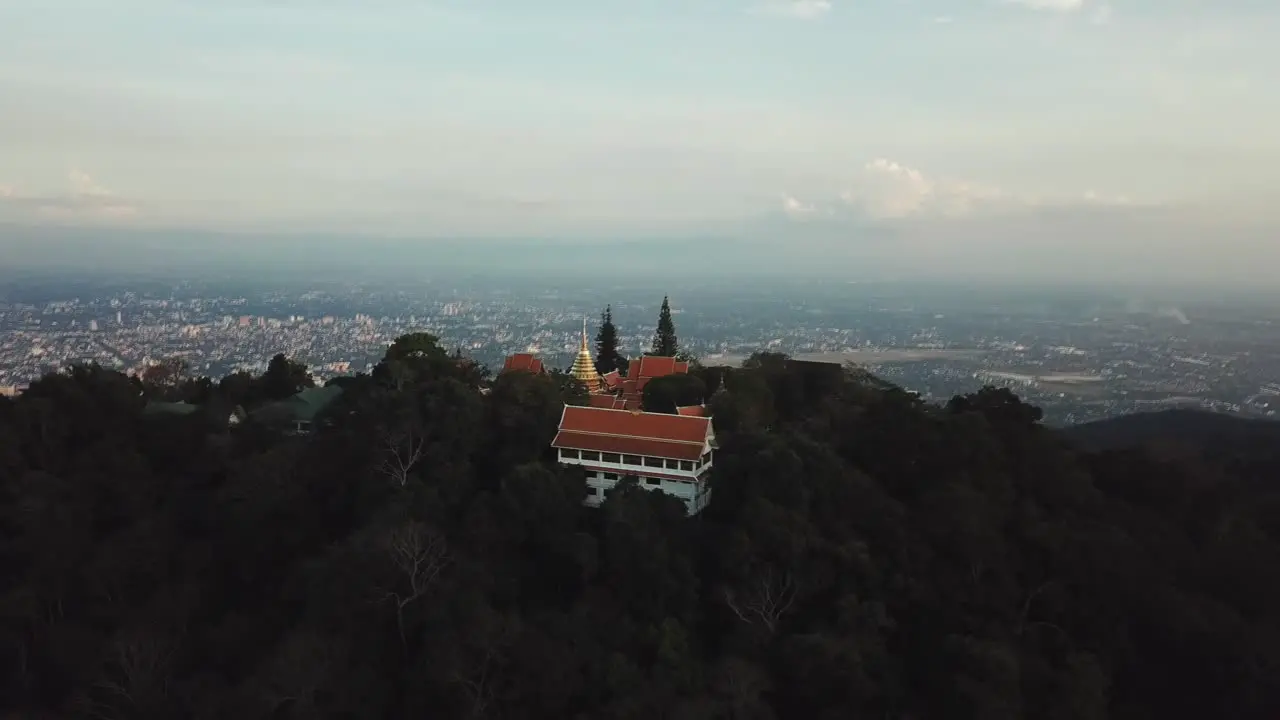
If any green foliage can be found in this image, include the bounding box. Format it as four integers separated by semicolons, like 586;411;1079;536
641;373;707;414
551;370;590;407
260;352;316;402
595;305;627;375
140;356;189;391
1;340;1278;719
374;332;488;390
651;296;678;357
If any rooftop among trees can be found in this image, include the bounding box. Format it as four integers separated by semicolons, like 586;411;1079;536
1;333;1278;719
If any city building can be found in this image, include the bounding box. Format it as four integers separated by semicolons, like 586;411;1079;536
552;405;717;515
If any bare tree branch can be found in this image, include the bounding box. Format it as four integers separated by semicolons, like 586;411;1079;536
723;566;798;635
379;522;451;652
1017;580;1055;636
378;429;425;487
451;646;496;718
77;628;181;719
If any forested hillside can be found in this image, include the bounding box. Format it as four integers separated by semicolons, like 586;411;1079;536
2;335;1278;719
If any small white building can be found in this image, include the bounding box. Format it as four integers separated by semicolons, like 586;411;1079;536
552;405;717;515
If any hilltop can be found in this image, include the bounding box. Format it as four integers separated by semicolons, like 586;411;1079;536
1;335;1277;719
1062;407;1280;451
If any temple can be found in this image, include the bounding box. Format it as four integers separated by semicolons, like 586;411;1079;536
552;405;716;514
502;352;546;375
593;355;692;410
550;317;715;515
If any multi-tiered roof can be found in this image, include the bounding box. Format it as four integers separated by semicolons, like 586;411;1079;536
502;353;546;375
552;405;714;463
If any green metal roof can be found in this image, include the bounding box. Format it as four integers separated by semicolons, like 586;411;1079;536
143;401;200;416
252;385;344;424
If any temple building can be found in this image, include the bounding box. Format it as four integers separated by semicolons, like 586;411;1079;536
547;317;717;514
552;405;717;515
501;352;546;375
594;355;692;410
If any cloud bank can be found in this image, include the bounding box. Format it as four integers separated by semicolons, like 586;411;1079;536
751;0;832;20
1002;0;1085;12
782;158;1149;223
0;170;138;220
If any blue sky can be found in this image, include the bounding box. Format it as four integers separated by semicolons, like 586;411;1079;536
1;0;1277;278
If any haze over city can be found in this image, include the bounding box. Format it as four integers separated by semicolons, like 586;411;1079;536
3;0;1278;284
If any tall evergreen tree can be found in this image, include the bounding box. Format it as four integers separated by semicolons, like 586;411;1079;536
651;296;678;356
595;305;625;375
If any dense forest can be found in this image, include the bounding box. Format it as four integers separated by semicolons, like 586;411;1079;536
2;332;1279;719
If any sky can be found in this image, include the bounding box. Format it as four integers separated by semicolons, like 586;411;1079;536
1;0;1278;281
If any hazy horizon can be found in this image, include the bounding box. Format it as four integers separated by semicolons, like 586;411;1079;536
3;1;1278;284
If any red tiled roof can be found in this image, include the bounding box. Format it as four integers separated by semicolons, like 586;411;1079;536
552;431;705;461
502;353;545;374
601;370;623;390
559;405;710;443
637;356;678;378
587;394;628;409
676;405;706;417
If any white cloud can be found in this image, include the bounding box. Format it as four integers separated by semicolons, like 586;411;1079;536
0;170;139;219
830;158;1147;221
1003;0;1111;23
1002;0;1085;11
751;0;832;19
781;193;819;219
840;159;1007;220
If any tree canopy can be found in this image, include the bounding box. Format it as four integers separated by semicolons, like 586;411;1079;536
595;305;627;376
651;296;678;357
2;339;1278;719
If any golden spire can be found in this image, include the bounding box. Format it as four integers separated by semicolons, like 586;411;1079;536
570;317;604;392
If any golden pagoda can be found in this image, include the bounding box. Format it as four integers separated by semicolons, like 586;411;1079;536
569;318;605;392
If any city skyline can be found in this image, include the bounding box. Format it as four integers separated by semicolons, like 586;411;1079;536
3;276;1279;427
2;1;1278;283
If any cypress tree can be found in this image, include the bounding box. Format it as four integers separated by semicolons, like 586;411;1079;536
595;305;625;375
651;296;678;356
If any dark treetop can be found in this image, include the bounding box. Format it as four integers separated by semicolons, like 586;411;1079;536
651;295;678;357
1;340;1278;719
